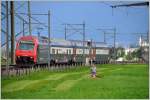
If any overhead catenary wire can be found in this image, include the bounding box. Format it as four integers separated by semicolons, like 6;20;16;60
100;1;126;16
53;15;85;35
15;1;26;11
52;13;106;42
1;21;45;47
2;1;148;46
2;2;48;38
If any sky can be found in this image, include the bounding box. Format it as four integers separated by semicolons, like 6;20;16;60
1;1;149;48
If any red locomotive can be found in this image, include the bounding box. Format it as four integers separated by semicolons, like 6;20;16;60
15;36;38;64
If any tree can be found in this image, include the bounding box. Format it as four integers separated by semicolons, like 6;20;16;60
131;48;142;59
116;47;125;59
125;52;132;60
125;48;142;61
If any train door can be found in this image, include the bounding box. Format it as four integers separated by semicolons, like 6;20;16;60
37;44;49;63
73;47;76;62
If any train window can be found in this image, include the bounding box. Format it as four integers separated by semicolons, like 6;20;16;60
52;49;55;54
19;42;34;50
19;41;34;50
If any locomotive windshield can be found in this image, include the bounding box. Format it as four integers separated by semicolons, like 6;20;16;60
19;40;34;50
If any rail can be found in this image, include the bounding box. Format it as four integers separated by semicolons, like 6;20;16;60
1;62;84;77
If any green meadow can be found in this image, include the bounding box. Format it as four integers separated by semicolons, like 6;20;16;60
1;64;149;99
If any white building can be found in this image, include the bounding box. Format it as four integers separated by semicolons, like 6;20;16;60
139;36;149;47
125;47;138;55
125;35;149;55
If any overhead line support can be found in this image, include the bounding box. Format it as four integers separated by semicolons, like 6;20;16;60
28;1;31;35
10;1;15;64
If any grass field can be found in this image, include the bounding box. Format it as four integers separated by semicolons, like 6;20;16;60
1;64;149;99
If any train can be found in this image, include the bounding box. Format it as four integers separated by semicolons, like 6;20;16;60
15;35;110;65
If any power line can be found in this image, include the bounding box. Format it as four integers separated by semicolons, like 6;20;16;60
53;15;85;35
18;12;48;28
2;2;48;37
97;27;117;62
16;12;48;15
15;2;26;11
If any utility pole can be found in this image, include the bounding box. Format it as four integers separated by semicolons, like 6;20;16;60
64;24;67;40
28;1;31;35
104;31;106;43
83;21;85;65
97;29;106;43
38;32;40;38
10;1;15;64
62;22;85;64
97;27;116;62
147;31;149;42
23;20;25;36
114;27;116;62
48;10;51;67
37;27;43;38
6;1;9;72
88;39;92;65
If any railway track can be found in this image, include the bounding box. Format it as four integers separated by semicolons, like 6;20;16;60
1;63;84;77
1;61;144;77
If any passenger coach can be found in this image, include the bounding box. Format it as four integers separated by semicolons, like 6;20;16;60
15;36;110;65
